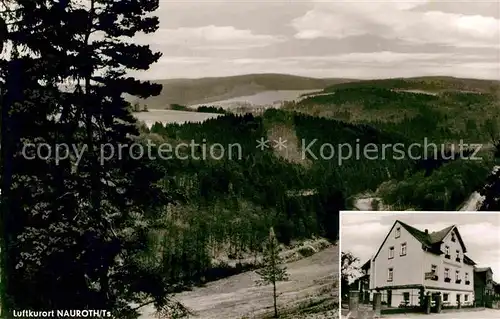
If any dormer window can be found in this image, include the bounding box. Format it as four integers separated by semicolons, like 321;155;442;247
395;227;401;238
451;233;456;242
400;243;407;256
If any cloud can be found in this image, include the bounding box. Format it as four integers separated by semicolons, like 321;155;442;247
342;212;397;226
134;52;500;80
291;1;500;48
156;57;212;65
146;25;286;50
132;51;500;80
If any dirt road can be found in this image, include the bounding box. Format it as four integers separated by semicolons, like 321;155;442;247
139;245;338;319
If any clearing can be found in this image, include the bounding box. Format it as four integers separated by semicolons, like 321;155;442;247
139;245;338;319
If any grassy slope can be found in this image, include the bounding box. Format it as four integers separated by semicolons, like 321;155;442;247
130;73;357;109
139;244;338;319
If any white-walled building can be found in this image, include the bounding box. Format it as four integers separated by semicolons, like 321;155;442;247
368;220;476;308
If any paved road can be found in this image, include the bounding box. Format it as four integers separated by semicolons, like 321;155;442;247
384;309;499;318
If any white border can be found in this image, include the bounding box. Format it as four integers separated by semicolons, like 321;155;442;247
338;210;500;319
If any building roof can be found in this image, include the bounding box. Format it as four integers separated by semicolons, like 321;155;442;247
475;267;493;273
464;255;476;266
373;220;475;265
398;220;468;252
361;259;370;271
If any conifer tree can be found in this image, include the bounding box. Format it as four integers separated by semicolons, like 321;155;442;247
256;227;289;318
479;168;500;210
0;0;181;317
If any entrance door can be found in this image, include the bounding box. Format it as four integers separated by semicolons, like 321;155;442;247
387;290;392;307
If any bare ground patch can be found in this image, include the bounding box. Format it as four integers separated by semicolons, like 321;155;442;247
139;245;338;319
267;124;312;167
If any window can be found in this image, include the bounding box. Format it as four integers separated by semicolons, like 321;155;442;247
451;233;456;242
389;246;394;259
456;294;460;303
443;293;449;301
444;268;449;278
456;270;460;280
400;243;407;256
403;292;410;302
465;295;468;302
431;265;437;274
395;227;401;238
456;250;461;262
388;268;393;282
445;246;450;258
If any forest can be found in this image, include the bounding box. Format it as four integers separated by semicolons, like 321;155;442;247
133;107;496;296
284;86;500;142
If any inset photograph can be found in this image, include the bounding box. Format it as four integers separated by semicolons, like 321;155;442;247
340;211;500;319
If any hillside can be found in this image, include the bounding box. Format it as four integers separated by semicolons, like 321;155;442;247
130;74;357;109
323;76;500;94
283;78;500;143
132;106;496;316
139;244;338;319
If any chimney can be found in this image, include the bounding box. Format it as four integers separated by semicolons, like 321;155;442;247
425;229;428;234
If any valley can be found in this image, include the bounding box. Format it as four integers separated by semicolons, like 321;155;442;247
127;75;500;318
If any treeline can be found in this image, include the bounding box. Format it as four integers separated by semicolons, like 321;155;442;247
169;103;226;114
196;105;226;114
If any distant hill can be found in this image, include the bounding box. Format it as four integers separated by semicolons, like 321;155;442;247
130;74;357;109
323;76;500;94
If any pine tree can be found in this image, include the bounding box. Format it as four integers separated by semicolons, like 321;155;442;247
341;252;360;301
0;0;182;317
256;227;289;318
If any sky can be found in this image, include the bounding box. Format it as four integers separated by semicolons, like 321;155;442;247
133;0;500;80
341;212;500;282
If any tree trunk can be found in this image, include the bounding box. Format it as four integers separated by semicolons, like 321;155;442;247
273;280;278;318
